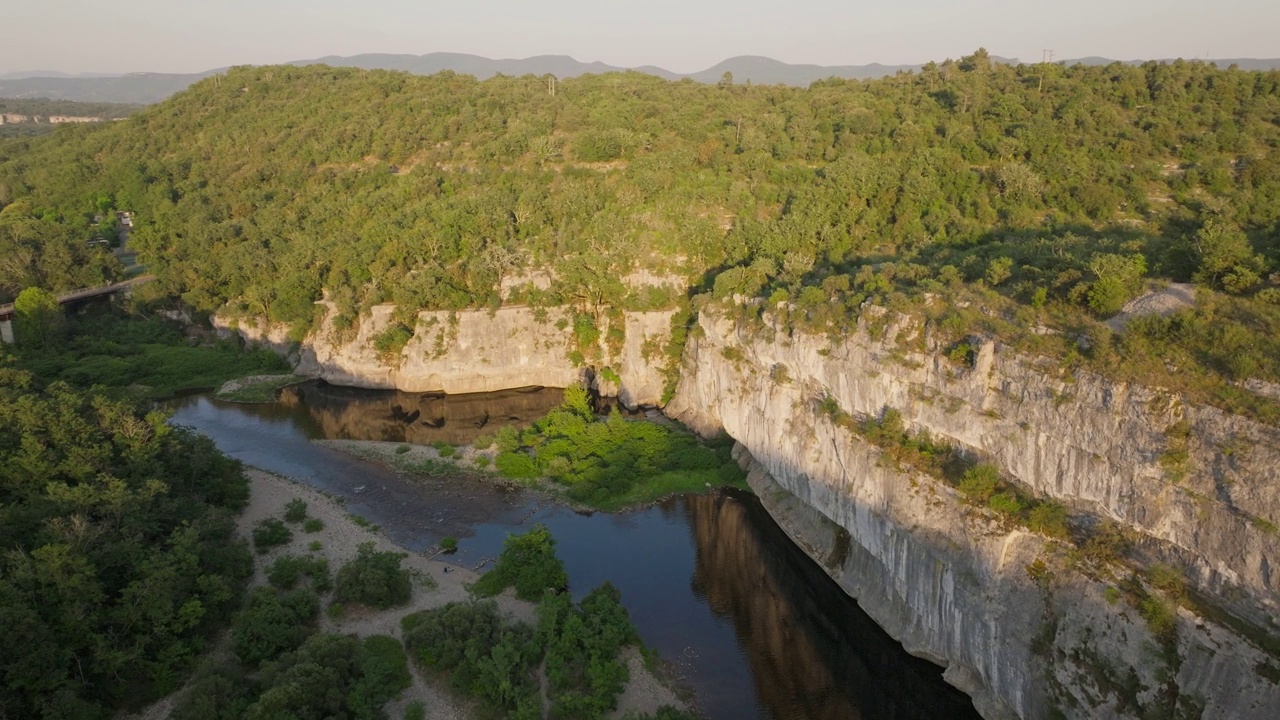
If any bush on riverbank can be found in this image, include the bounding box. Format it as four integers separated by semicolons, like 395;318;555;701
252;517;293;552
232;587;321;667
266;553;332;593
334;542;413;610
401;600;542;718
493;386;746;510
472;524;568;601
540;583;638;719
402;527;645;720
177;633;412;720
216;374;306;403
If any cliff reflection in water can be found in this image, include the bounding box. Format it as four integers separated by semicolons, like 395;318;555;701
685;492;980;720
276;381;564;445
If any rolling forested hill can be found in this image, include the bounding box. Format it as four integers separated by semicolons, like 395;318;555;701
1;51;1278;415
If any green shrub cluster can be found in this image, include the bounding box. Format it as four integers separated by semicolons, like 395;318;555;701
403;528;643;720
334;542;413;610
955;463;1071;536
539;583;639;719
492;386;745;509
266;554;332;593
252;517;293;553
401;601;541;719
232;587;320;667
472;524;568;601
283;498;308;523
837;404;1073;540
177;633;411;720
373;324;414;361
0;370;253;719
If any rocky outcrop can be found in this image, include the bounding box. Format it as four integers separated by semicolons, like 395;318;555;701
0;113;101;124
668;304;1280;719
211;315;298;359
218;304;675;408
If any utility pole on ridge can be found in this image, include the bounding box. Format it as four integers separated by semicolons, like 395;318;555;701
1039;50;1055;94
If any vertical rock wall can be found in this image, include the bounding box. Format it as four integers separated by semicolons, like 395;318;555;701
216;304;676;407
667;304;1280;719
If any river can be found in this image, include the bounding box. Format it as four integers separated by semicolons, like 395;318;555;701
170;381;980;720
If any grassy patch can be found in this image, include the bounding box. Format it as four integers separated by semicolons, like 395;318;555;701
216;374;306;403
492;385;746;510
283;498;308;523
14;310;292;398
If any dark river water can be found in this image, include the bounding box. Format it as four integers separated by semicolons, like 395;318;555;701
170;382;980;720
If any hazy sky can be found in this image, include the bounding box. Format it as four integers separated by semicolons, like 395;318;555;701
3;0;1279;74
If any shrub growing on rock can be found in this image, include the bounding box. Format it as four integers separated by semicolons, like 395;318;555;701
957;464;1001;504
1028;501;1070;539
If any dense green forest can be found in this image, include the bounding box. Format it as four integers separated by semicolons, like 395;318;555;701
10;302;291;398
0;358;254;718
0;99;141;119
1;52;1278;412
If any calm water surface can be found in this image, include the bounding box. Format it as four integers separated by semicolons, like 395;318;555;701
170;382;979;720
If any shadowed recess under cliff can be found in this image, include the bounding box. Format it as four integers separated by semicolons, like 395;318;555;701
276;380;565;445
684;491;980;720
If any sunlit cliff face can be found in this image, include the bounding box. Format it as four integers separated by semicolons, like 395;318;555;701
683;492;979;720
276;382;564;445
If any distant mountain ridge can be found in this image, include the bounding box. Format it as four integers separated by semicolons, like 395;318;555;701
3;52;1279;104
0;71;222;104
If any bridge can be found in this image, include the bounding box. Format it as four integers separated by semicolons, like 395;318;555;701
0;275;153;343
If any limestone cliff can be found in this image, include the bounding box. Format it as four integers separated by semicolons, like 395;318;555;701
215;304;674;408
667;304;1280;719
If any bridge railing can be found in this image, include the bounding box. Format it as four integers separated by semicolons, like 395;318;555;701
0;275;153;319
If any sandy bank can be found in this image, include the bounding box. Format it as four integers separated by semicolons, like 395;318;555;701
239;467;686;719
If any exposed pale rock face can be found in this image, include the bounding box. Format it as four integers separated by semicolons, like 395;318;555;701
211;315;296;358
218;304;675;407
668;305;1280;719
216;298;1280;717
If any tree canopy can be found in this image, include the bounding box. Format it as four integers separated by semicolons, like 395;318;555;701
0;366;253;718
1;54;1278;414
